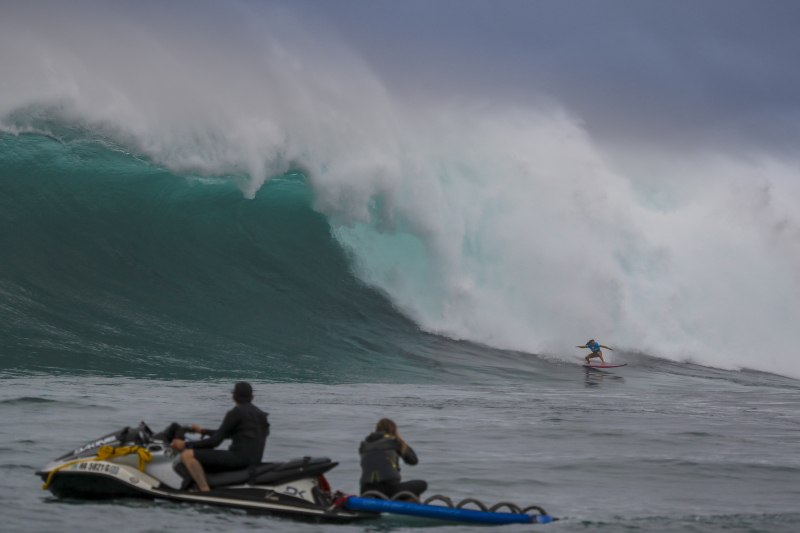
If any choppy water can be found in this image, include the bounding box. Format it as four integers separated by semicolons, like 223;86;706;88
2;360;799;533
1;132;800;532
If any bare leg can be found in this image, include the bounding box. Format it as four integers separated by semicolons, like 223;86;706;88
181;449;210;491
586;352;604;364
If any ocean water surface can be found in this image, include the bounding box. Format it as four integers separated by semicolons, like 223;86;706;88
1;125;800;533
2;365;799;533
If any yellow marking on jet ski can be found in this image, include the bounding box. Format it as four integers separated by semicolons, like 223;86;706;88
42;446;152;490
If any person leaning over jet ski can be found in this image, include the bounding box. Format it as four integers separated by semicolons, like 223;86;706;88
359;418;427;498
169;382;269;492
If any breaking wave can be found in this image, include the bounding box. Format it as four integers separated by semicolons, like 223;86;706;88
2;0;800;379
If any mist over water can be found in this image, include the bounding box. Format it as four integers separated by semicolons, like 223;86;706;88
2;0;800;380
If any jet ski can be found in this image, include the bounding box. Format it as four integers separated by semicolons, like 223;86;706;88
36;422;375;523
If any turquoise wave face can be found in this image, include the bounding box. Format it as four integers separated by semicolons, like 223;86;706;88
0;134;450;382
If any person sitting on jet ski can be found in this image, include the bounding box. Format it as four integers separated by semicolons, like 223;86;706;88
169;382;269;492
359;418;427;499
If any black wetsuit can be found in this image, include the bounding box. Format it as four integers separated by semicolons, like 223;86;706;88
359;431;427;498
187;403;269;473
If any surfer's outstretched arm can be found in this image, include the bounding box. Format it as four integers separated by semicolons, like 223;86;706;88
600;345;613;350
576;345;587;348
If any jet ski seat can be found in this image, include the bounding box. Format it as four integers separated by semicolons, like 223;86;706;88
176;457;337;490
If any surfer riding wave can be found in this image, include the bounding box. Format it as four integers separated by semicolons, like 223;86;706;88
577;339;613;364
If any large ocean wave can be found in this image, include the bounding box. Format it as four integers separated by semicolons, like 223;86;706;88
2;1;800;379
0;134;430;380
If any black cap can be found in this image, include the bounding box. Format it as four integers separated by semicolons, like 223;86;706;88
232;382;253;402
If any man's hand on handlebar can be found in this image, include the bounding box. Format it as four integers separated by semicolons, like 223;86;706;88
190;424;204;434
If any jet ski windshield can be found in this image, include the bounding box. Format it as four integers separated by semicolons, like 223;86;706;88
57;422;154;461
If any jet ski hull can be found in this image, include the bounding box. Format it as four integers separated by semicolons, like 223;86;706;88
38;464;374;522
41;470;146;500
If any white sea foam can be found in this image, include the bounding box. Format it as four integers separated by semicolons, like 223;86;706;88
2;1;799;377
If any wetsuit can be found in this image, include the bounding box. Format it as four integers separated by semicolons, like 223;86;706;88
359;431;427;498
186;403;269;473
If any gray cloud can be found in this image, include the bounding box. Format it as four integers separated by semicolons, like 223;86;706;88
291;0;800;152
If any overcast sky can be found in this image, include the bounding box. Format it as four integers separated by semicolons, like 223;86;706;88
285;0;800;153
5;0;798;154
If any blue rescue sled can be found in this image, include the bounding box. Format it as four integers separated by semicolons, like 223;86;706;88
344;497;554;525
